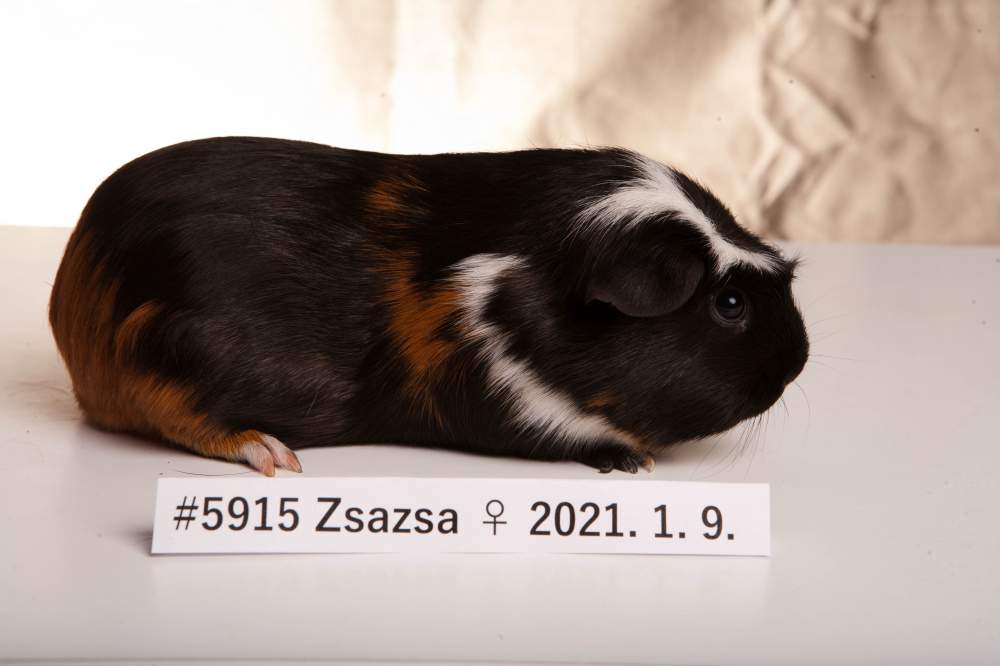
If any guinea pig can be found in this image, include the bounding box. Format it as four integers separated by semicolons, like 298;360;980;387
49;137;808;475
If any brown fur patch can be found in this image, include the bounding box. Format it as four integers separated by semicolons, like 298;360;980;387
49;225;255;462
125;375;264;461
113;300;162;363
364;173;427;221
585;392;620;411
374;246;459;426
49;228;122;426
387;279;458;374
363;169;457;426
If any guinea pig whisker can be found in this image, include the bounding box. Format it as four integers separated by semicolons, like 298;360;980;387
721;428;745;476
722;414;757;477
755;410;768;457
692;438;719;476
778;395;792;432
13;381;75;397
743;417;760;478
805;359;839;372
806;312;852;328
700;419;747;478
746;410;771;478
806;331;840;345
793;380;811;412
729;408;760;468
744;413;766;476
810;353;861;363
693;392;750;476
801;287;844;311
792;380;813;445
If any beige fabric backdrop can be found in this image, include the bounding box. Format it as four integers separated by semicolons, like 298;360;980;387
324;0;1000;243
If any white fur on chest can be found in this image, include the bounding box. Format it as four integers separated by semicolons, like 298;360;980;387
450;253;636;451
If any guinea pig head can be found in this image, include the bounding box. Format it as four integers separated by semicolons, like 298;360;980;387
485;155;809;449
577;228;808;444
564;160;809;446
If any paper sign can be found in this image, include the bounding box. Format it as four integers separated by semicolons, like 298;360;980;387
152;477;770;556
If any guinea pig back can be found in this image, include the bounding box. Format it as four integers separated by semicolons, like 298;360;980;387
49;137;808;474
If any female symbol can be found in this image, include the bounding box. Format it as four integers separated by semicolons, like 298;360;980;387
483;499;507;535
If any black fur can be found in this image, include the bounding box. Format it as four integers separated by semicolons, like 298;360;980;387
62;137;808;470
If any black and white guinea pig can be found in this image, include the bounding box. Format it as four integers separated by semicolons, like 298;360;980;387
49;137;809;475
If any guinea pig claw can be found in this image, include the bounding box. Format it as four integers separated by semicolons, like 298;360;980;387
241;435;303;476
583;445;652;474
262;435;303;473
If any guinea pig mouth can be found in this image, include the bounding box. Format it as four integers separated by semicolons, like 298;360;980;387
745;377;794;419
748;348;807;417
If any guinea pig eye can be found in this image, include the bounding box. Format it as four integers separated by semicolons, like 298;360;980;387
712;287;748;324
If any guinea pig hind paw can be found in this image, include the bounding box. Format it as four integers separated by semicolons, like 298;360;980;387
240;436;303;476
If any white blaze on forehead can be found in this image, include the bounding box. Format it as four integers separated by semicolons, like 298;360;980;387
578;153;781;273
450;253;637;449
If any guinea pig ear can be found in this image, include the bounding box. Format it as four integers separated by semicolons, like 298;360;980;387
586;246;705;318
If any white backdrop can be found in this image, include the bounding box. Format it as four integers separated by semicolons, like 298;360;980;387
2;0;998;243
1;1;349;229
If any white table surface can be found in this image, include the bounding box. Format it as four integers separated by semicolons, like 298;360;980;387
1;225;998;665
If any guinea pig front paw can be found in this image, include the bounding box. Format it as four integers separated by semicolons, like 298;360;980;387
240;434;303;476
580;444;655;474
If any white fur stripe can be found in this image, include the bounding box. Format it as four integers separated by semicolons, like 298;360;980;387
578;153;780;273
450;254;635;449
